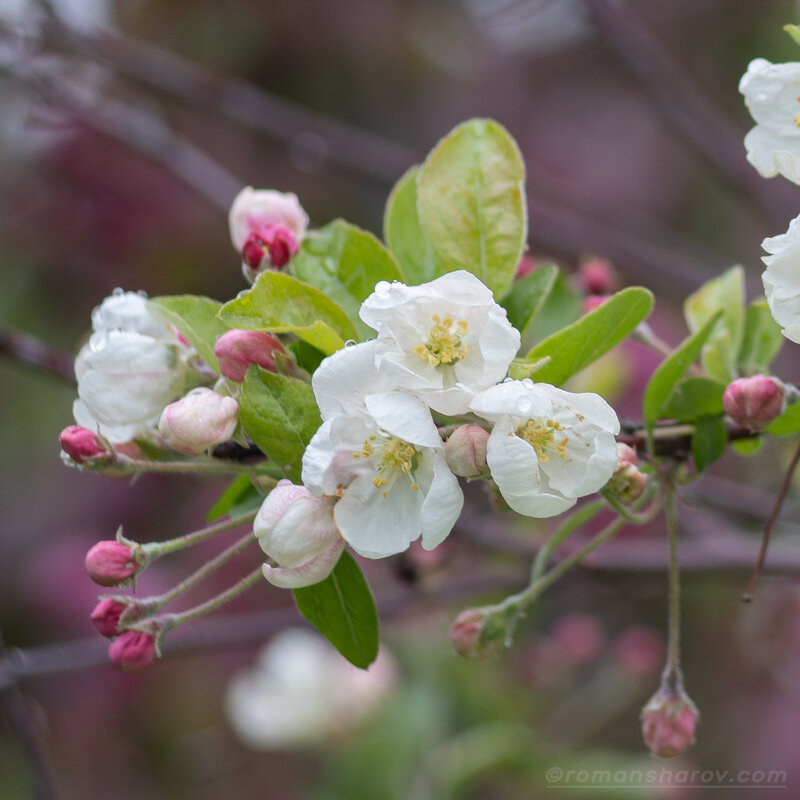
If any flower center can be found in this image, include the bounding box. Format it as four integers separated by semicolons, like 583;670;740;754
517;418;569;463
353;434;420;494
414;315;469;366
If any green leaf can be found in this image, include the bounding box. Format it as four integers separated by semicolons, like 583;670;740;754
383;166;443;285
149;295;229;371
416;119;526;298
733;437;763;456
642;312;722;432
293;550;379;669
684;266;744;384
766;402;800;436
661;377;726;422
530;271;582;341
206;475;263;521
522;287;653;386
289;340;327;374
500;264;558;349
239;367;321;482
738;298;783;376
785;23;800;46
218;271;358;355
692;415;727;473
293;220;405;340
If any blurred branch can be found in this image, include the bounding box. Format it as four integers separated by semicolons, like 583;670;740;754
585;0;797;226
0;326;75;385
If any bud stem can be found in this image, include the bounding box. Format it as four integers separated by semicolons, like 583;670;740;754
152;509;258;558
664;490;681;681
742;439;800;602
106;457;279;478
600;482;663;525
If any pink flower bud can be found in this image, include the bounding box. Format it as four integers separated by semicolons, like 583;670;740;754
158;388;239;456
90;599;127;637
616;442;638;468
228;187;309;252
59;425;109;463
444;425;489;478
241;224;299;271
214;329;288;382
85;541;140;587
108;631;157;672
641;685;699;758
605;442;647;505
551;613;605;665
449;607;507;660
723;375;785;432
578;257;617;295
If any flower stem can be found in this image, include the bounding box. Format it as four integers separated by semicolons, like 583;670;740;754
114;458;277;477
664;490;681;682
600;483;664;524
152;510;258;557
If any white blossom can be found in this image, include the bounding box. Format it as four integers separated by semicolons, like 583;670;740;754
91;289;175;340
740;58;800;184
359;270;521;415
228;186;309;252
158;388;239;456
225;629;395;750
254;480;344;589
470;379;620;517
761;213;800;343
73;330;186;444
301;390;463;560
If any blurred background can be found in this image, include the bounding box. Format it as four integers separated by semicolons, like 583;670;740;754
3;0;800;798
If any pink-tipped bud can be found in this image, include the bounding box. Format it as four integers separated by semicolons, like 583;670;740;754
108;631;157;672
723;375;785;432
613;626;665;679
582;294;609;314
90;599;127;637
241;224;299;271
551;613;605;665
605;442;647;505
59;426;109;463
158;388;239;456
85;541;140;587
444;425;489;478
641;684;699;758
578;257;617;295
449;607;508;660
214;329;288;382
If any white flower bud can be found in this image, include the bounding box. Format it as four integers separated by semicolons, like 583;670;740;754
158;388;239;456
73;330;187;444
254;480;344;588
91;290;173;339
228;187;309;252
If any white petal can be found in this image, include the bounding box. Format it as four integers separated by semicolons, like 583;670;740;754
262;539;345;589
312;340;384;419
536;384;621;434
470;380;550;423
419;454;464;550
364;391;441;447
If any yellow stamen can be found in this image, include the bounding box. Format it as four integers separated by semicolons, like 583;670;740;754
414;314;470;366
517;418;570;463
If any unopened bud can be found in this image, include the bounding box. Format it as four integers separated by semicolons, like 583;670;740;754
723;375;785;432
90;598;127;637
85;541;142;587
228;187;309;252
641;683;699;758
158;388;239;456
605;442;647;505
450;607;509;660
108;630;157;672
60;425;110;464
445;425;489;478
214;329;288;382
578;257;617;295
241;224;299;272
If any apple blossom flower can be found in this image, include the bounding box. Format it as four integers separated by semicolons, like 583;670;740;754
469;379;620;517
158;388;239;456
73;330;187;443
761;214;800;343
241;224;299;272
740;58;800;184
302;391;463;559
90;289;175;340
225;628;395;749
359;270;521;415
228;186;309;253
254;480;344;588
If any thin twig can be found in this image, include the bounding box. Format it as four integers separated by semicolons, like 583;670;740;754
0;327;75;385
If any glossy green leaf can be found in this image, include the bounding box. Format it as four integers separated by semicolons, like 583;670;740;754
218;271;358;355
785;23;800;46
383;166;443;285
149;295;229;371
293;220;405;339
692;415;727;473
684;266;744;384
530;271;582;341
206;475;263;521
766;402;800;436
239;366;321;482
523;287;653;386
661;377;726;422
643;312;722;432
738;298;783;376
500;264;558;349
417;119;526;298
293;550;379;669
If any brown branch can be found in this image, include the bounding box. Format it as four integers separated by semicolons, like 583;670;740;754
0;327;75;385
